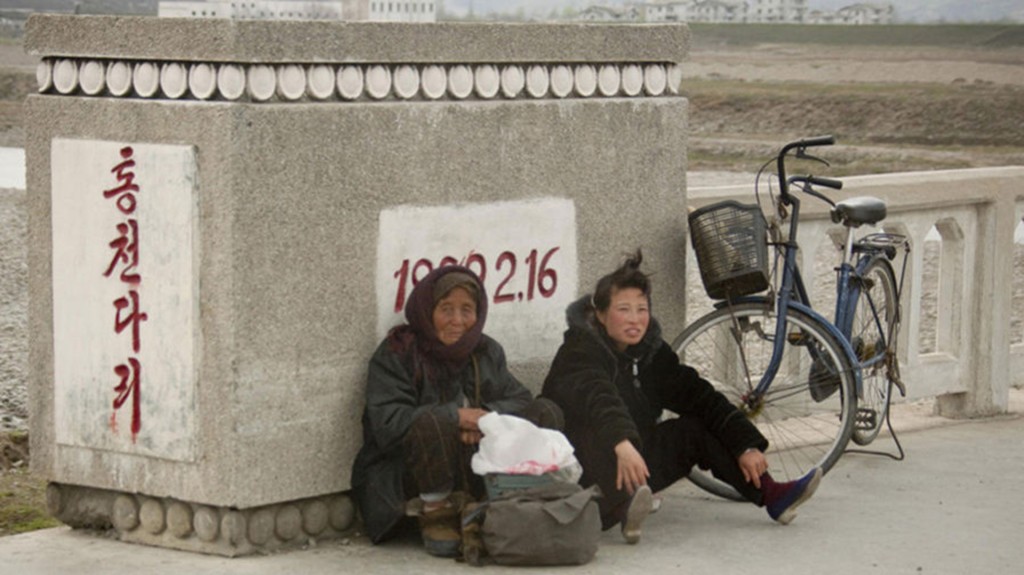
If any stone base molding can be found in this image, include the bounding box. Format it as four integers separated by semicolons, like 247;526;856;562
46;483;358;557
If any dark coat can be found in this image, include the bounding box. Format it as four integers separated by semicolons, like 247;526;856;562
542;297;767;469
351;334;532;543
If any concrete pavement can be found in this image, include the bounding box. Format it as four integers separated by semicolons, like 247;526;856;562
3;394;1023;575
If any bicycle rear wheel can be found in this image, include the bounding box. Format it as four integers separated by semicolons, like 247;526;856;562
849;258;899;446
672;301;857;500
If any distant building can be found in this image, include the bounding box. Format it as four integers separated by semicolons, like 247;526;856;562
746;0;807;23
77;0;159;15
630;1;808;24
835;3;894;25
642;1;688;22
365;0;437;22
158;0;436;22
691;0;744;23
578;5;639;22
0;17;25;36
804;9;834;23
578;1;895;25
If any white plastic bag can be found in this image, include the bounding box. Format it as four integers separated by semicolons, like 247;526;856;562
470;412;582;482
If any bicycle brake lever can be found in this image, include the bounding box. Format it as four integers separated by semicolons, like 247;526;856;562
795;150;832;168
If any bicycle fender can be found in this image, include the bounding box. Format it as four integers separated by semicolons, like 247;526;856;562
787;300;864;398
711;295;771;309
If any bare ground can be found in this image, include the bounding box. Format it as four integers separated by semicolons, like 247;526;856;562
683;42;1024;174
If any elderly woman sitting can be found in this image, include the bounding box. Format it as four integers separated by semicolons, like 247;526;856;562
351;265;562;557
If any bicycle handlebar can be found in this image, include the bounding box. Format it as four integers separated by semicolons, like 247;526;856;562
791;175;844;191
794;135;836;149
787;175;842;208
776;135;837;202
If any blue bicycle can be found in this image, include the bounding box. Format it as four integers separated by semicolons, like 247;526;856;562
674;136;908;499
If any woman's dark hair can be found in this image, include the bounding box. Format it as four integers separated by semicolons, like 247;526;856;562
591;249;652;312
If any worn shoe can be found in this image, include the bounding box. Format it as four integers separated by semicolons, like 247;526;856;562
621;485;653;544
764;468;822;525
418;503;462;557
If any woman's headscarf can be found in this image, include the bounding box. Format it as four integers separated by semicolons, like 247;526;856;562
387;265;488;372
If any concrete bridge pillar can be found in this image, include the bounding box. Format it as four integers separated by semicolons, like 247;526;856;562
936;191;1015;417
24;15;689;555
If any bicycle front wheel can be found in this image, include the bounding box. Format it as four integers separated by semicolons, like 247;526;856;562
850;258;899;446
672;301;857;500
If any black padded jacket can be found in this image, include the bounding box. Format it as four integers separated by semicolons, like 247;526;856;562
541;296;768;462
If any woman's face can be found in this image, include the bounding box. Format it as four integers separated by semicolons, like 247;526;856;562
595;287;650;352
432;286;478;346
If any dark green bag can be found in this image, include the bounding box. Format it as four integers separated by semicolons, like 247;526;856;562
473;482;601;566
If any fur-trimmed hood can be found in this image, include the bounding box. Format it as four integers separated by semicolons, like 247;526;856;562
563;295;663;368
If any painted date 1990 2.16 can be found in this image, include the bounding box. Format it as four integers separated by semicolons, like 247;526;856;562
392;247;560;313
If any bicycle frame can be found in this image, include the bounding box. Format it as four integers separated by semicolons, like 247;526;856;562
713;136;880;405
728;191;864;401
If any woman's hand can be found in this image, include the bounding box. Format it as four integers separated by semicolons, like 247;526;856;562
614;440;649;495
458;408;488;445
460;430;483;445
737;448;768;489
457;407;488;430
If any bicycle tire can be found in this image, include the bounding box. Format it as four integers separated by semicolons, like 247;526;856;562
672;301;857;501
849;257;899;446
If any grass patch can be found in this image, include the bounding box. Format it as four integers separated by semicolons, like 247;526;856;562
0;432;59;538
685;125;1023;176
690;23;1024;48
0;468;59;537
682;77;1024;150
680;78;1010;98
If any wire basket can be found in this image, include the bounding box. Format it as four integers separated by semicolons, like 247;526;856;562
688;201;769;300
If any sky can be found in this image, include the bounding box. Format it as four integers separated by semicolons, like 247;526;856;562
442;0;1024;22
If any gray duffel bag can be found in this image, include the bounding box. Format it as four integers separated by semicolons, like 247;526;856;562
473;481;601;566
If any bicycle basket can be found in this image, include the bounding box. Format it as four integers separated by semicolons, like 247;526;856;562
688;201;769;300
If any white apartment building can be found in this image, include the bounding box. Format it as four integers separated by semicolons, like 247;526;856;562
366;1;436;21
158;0;436;22
578;5;642;21
747;0;806;23
835;3;894;24
642;1;689;22
159;1;343;19
691;0;744;22
641;0;807;24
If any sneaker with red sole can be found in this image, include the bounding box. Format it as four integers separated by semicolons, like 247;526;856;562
764;467;822;525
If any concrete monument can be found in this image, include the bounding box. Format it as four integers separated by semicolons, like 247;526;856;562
25;15;690;555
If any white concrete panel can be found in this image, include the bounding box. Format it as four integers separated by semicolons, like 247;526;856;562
376;198;578;362
51;139;199;462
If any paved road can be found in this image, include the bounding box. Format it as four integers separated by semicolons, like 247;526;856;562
3;410;1023;575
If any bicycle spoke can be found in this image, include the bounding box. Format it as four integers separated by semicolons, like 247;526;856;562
674;302;856;491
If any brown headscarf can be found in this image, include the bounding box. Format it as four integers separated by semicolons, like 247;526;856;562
386;265;488;374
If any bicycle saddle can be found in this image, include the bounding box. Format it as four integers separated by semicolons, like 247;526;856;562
831;196;887;227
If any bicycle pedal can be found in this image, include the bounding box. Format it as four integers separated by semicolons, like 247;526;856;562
855;407;878;430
